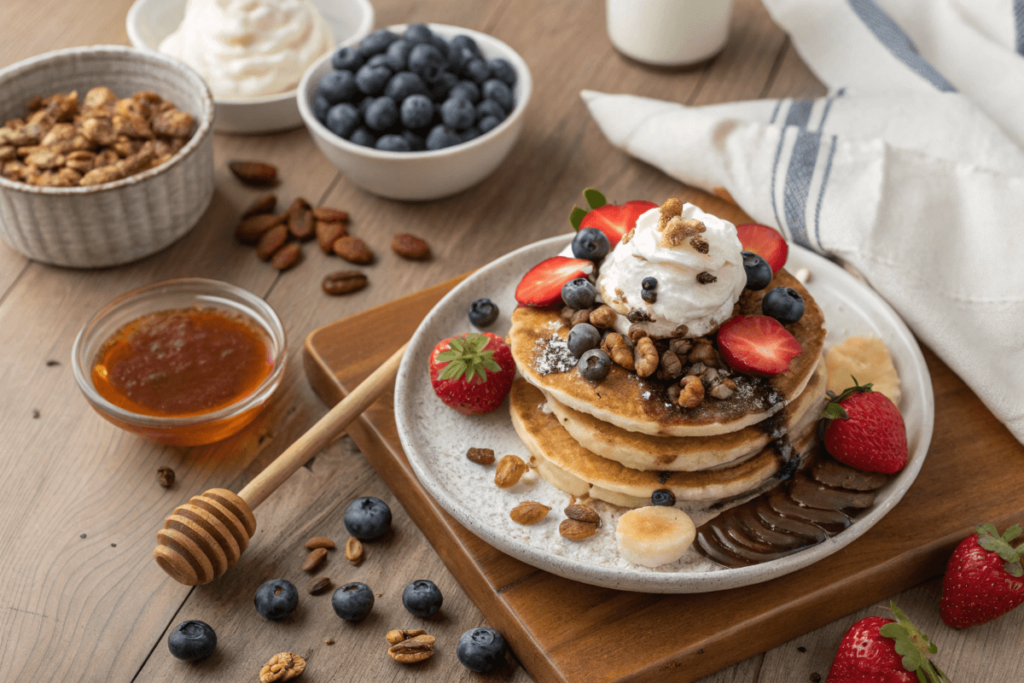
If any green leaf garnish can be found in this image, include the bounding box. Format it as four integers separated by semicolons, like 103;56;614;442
879;603;949;683
435;333;501;384
975;523;1024;575
583;188;607;210
569;206;587;231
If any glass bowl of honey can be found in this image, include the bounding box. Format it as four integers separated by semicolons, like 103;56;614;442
72;278;287;446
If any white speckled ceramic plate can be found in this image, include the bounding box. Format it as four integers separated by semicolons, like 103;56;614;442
394;235;934;593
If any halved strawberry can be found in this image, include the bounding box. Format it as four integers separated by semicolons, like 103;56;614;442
580;200;658;248
736;223;788;273
515;257;593;307
717;315;802;376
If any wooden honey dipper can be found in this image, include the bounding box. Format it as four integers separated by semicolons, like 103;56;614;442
153;343;407;585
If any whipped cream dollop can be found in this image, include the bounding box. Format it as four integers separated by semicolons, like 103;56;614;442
596;202;746;338
159;0;335;99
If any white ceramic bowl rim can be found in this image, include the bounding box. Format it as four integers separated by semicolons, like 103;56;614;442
0;45;214;196
296;23;533;160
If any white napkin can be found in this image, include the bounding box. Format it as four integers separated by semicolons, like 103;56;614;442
582;0;1024;443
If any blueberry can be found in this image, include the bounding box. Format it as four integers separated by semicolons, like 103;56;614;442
366;53;391;69
332;582;375;622
457;627;507;673
350;127;377;148
402;579;443;618
450;34;482;59
567;323;601;358
401;129;426;151
403;23;434;44
642;277;658;290
459;126;481;142
383;39;413;71
440;98;476;130
448;46;477;73
561;278;597;309
428;70;459;99
331;46;364;72
344;496;392;540
408;43;445;81
358;96;376;118
425;124;462;150
651;489;676;506
476;99;506;121
478;115;501;134
364;96;398;131
358;29;399;59
482;79;514;112
449;80;481;104
312;94;331;123
400;95;433;129
571;227;610;261
167;620;217;662
355;63;392;95
464;58;491;84
254;579;298;621
578;349;611;381
325;103;360;139
384;71;428;102
762;286;805;324
318;70;358;104
641;289;657;304
376;134;411;152
742;251;773;291
468;298;499;327
428;33;450;59
487;57;517;86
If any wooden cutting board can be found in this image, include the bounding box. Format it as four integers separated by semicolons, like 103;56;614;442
303;277;1024;683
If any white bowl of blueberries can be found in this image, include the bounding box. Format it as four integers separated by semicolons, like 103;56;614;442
297;23;531;201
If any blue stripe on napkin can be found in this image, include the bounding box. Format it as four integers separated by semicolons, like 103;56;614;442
1016;0;1024;55
814;136;838;250
847;0;957;92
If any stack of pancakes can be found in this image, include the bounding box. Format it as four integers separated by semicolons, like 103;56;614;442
508;269;828;521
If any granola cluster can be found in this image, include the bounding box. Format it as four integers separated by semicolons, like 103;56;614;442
0;87;195;188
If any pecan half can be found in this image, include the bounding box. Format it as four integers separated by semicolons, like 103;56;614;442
259;652;305;682
601;333;635;371
634;337;658;378
388;638;433;664
589;305;618;329
386;629;427;645
677;375;704;408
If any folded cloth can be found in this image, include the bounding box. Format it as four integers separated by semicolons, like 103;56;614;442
583;0;1024;443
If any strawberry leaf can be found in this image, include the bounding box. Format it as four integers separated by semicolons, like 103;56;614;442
821;403;849;420
1002;524;1022;544
583;188;607;210
435;349;461;363
1006;560;1023;578
434;333;503;384
569;206;587;231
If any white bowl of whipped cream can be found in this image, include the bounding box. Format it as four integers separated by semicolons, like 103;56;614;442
127;0;374;134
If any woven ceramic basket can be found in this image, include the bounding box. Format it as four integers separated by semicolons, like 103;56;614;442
0;45;214;268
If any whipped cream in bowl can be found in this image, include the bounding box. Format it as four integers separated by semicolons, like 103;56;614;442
596;202;746;339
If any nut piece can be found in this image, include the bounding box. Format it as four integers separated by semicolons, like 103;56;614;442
589;305;617;329
386;629;427;645
151;108;195;138
564;503;601;526
270;243;301;270
312;207;348;222
304;536;336;550
466;447;495;465
688;339;719;368
259;652;306;682
696;271;717;284
510;501;552;525
570;309;591;327
494;454;528;488
658;350;683;380
307;576;332;595
243;193;277;218
229;160;277;186
256;224;288;261
634;337;659;378
559;518;599;540
709;377;737;400
156;466;175;488
345;537;364;565
302;547;328;572
236;212;284;244
322;270;368;295
333;235;374;264
677;375;705;408
316;221;346;254
287;198;314;240
388;638;434;664
391;233;431;260
601;333;635;371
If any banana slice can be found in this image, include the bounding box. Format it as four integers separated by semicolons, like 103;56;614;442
826;336;901;407
615;506;696;568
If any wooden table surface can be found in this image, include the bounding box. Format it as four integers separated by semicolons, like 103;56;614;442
1;0;1020;681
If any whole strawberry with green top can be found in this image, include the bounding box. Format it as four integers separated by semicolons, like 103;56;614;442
821;378;908;474
827;602;950;683
940;523;1024;629
429;332;514;415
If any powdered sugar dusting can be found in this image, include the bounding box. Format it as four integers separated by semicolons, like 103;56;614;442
533;334;577;375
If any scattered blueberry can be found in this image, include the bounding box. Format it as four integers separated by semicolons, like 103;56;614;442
332;582;375;622
762;286;805;324
449;34;482;58
364;96;398;131
578;349;612;381
457;628;507;673
477;99;506;121
167;620;217;662
468;298;499;327
641;289;657;304
464;58;491;84
318;70;358;104
312;94;331;123
400;94;434;129
567;323;601;358
428;69;459;98
425;124;462;150
450;80;481;103
402;579;444;618
350;127;377;148
344;496;392;540
331;46;364;72
561;278;597;309
440;97;476;130
742;251;773;291
358;29;400;59
384;71;429;102
481;79;514;112
487;57;517;86
651;489;676;506
642;277;658;291
401;129;426;151
383;39;412;71
254;579;298;621
571;227;610;261
325;103;360;139
408;43;445;81
376;134;411;151
478;115;501;134
403;23;434;44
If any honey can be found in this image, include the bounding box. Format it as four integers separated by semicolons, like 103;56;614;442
92;307;274;419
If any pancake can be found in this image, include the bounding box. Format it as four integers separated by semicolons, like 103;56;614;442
509;268;826;437
509;379;818;509
545;359;828;472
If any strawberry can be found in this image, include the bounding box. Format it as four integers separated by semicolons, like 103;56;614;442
940;523;1024;629
716;315;802;377
429;332;514;415
578;201;658;248
821;380;907;474
514;257;593;307
736;223;788;273
827;602;950;683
